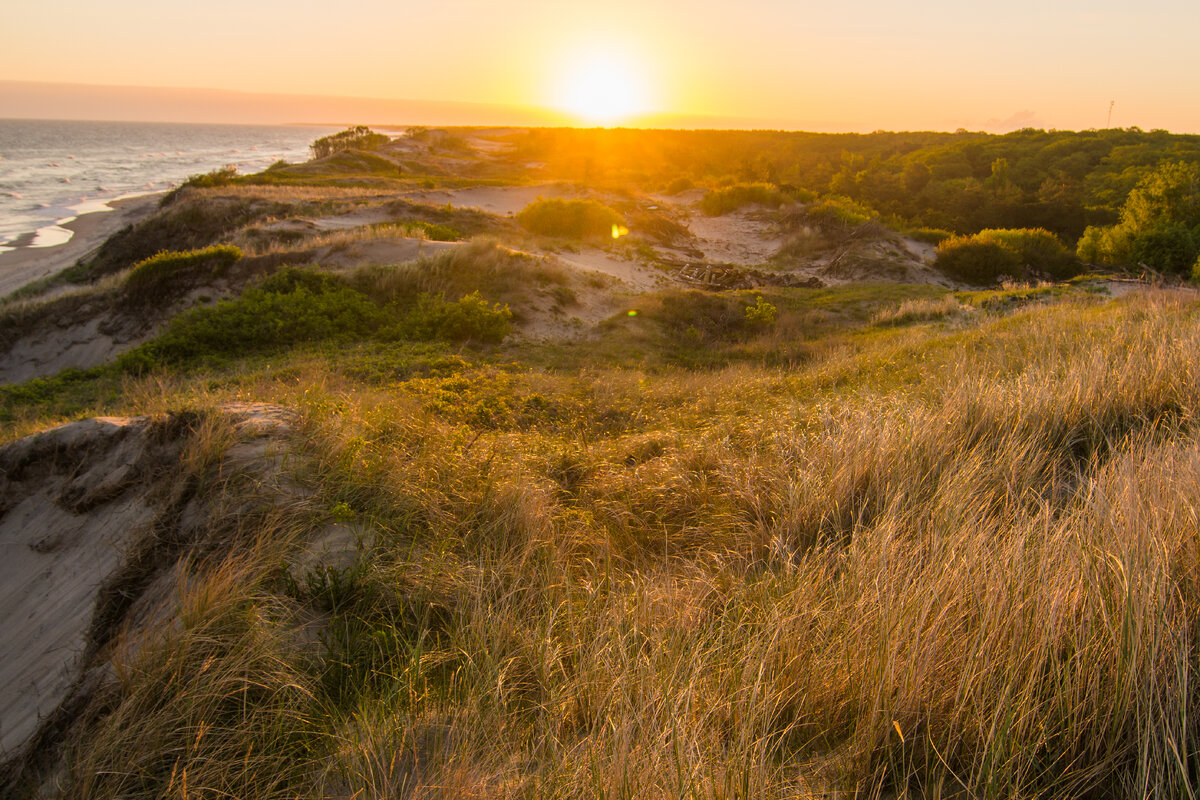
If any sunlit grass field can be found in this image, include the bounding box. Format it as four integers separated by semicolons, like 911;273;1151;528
7;278;1200;798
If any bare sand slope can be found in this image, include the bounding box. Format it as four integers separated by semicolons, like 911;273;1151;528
0;313;141;385
684;211;783;266
0;405;298;786
551;248;663;291
402;184;576;216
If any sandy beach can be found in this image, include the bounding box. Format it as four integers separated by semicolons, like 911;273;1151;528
0;193;163;298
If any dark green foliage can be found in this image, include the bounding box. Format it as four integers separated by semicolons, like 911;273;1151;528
517;198;624;239
1129;226;1197;274
180;166;238;190
643;290;781;365
935;240;1022;285
1082;161;1200;271
385;292;512;344
121;245;243;306
120;269;384;368
937;228;1080;284
310;126;389;159
1119;160;1200;231
79;195;289;281
699;183;788;215
908;228;953;245
118;265;516;370
803;195;877;230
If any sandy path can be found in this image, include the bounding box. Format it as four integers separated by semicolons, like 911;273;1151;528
402;184;576;216
551;249;663;291
0;194;162;298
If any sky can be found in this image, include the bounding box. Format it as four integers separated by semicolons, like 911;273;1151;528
3;0;1199;132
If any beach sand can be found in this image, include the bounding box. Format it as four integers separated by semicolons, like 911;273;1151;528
0;193;163;298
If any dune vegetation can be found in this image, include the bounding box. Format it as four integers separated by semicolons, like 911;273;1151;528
3;125;1200;799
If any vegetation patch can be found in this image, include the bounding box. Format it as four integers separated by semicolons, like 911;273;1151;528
75;193;292;282
517;197;624;239
1078;160;1200;275
937;227;1080;284
699;182;789;215
309;126;389;159
120;245;243;306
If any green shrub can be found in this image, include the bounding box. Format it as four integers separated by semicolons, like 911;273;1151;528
744;295;778;328
664;177;695;195
805;195;877;229
699;183;787;216
1192;253;1200;284
937;228;1080;284
935;239;1022;284
386;292;512;344
1129;225;1197;274
120;269;384;368
975;228;1080;280
310;126;389;159
120;264;517;370
908;227;953;245
181;166;238;190
121;245;242;305
517;198;624;239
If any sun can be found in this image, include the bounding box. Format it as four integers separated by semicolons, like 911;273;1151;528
556;52;650;125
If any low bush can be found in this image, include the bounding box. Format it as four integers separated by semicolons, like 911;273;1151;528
664;177;695;195
1129;225;1197;274
699;182;787;216
179;166;238;190
517;198;624;239
121;245;243;305
385;291;512;344
937;228;1080;284
935;239;1022;284
120;269;383;368
120;262;519;370
907;227;953;245
743;295;778;328
804;195;877;229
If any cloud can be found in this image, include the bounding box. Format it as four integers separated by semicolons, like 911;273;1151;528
982;110;1045;133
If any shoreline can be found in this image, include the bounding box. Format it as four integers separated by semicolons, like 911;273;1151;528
0;192;164;299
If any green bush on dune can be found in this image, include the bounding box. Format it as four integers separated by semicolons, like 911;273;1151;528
937;227;1080;284
119;266;513;370
699;182;789;215
121;245;243;305
517;197;624;239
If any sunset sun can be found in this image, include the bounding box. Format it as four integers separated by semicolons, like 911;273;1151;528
556;52;650;124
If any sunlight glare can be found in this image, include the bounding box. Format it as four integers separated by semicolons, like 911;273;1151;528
558;52;649;125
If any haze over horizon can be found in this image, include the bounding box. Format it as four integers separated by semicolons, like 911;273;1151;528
4;0;1200;134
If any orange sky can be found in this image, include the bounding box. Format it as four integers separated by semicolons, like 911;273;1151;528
3;0;1200;132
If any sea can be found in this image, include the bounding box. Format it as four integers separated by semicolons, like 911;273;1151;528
0;119;340;252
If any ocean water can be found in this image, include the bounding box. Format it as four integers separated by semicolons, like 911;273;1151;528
0;119;339;251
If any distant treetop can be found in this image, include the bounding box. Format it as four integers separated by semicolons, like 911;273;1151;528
310;126;389;159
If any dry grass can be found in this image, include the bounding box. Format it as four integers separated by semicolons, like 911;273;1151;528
13;287;1200;798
